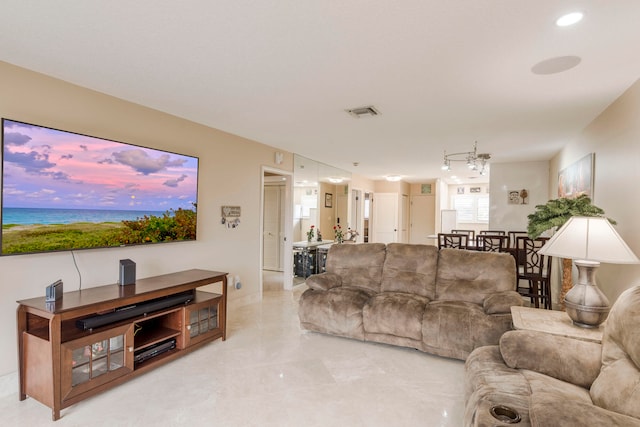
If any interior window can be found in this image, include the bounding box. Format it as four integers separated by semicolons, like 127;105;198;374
453;194;489;224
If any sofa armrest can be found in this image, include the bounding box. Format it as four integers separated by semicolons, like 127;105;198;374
500;330;602;389
306;272;342;291
483;291;523;314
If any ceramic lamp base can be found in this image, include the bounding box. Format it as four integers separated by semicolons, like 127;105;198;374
564;260;610;328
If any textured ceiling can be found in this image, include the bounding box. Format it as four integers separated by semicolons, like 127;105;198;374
2;1;640;183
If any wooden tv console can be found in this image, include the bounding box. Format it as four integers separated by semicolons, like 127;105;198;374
16;269;227;421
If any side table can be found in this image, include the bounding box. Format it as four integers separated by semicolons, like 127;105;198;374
511;306;604;344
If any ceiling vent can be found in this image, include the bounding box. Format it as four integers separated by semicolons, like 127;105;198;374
346;105;380;118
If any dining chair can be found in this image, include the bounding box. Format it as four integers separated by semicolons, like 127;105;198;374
508;231;529;249
515;236;552;309
451;229;475;241
438;233;469;249
476;234;508;252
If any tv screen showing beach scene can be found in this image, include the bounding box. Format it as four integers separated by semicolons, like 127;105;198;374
1;119;199;255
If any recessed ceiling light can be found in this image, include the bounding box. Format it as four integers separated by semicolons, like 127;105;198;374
386;175;401;182
556;12;583;27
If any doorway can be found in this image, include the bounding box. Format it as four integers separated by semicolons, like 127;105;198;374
263;178;285;271
350;189;362;239
261;168;293;293
363;192;372;242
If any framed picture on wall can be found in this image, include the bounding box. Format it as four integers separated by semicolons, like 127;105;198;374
508;191;520;204
324;192;333;208
558;153;594;198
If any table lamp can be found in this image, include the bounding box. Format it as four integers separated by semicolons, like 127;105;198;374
537;216;639;328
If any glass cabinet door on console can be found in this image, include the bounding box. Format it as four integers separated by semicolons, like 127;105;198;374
184;291;222;346
61;324;134;401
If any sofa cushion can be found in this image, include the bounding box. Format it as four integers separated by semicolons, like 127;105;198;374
422;300;512;360
530;392;640;427
590;286;640;419
298;287;372;340
326;243;386;294
500;330;602;389
363;292;429;341
435;248;516;305
380;243;438;299
523;370;592;404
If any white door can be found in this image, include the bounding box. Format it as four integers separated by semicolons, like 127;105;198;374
350;189;362;238
263;184;284;271
401;194;409;243
372;193;398;243
410;195;436;244
337;192;348;229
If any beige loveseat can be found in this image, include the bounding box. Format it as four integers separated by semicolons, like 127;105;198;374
464;285;640;426
298;243;522;360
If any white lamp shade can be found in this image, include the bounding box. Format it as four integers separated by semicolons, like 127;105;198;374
537;216;640;264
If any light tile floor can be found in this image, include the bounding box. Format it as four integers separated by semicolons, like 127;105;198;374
0;281;465;426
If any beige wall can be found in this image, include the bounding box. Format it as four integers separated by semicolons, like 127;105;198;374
409;182;437;196
489;161;549;232
350;173;375;194
549;78;640;303
0;61;293;376
374;179;410;194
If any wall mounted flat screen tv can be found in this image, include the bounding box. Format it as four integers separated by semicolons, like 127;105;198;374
1;119;199;256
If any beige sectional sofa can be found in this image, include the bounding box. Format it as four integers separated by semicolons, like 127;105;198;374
464;285;640;426
298;243;522;360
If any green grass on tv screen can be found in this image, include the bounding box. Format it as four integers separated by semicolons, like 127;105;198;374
2;208;196;255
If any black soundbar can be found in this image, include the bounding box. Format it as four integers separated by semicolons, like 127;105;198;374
76;292;193;330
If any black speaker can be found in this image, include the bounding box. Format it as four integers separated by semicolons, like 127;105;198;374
119;259;136;286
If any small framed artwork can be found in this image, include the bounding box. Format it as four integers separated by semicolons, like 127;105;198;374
508;191;520;204
470;187;481;193
421;184;432;194
325;192;333;208
457;187;465;194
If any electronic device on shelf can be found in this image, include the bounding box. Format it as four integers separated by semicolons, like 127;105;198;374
76;291;194;330
45;279;63;302
134;338;177;364
119;259;136;286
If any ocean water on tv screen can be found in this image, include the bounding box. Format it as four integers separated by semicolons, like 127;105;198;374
3;207;166;226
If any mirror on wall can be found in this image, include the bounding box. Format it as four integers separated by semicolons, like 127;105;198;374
293;154;351;243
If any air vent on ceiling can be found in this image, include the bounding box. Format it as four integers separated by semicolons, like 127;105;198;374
346;105;380;118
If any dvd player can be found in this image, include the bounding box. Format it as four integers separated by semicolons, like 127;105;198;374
76;292;193;330
134;339;176;364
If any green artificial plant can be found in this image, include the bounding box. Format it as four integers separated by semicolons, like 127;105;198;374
527;194;615;238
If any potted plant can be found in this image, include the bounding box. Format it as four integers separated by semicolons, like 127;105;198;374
306;225;315;242
527;194;615;306
333;224;343;243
